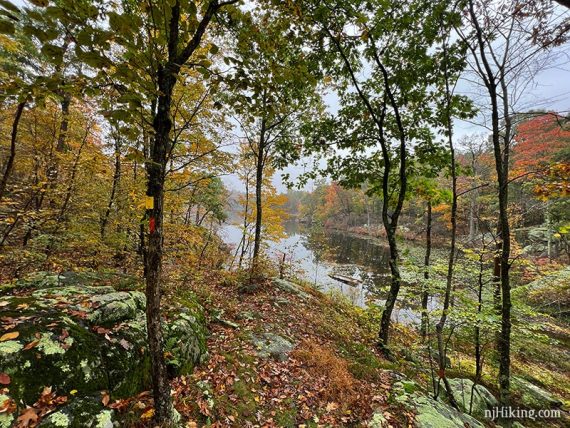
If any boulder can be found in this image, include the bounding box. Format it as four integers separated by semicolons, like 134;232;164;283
441;378;497;419
251;332;294;362
512;377;563;409
0;271;207;426
38;396;113;428
272;278;311;300
390;380;484;428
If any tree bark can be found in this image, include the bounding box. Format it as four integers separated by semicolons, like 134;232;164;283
101;139;121;238
434;34;458;409
421;200;432;340
0;101;26;202
252;119;267;270
144;64;176;423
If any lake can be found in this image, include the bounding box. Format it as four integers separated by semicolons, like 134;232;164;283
221;221;434;326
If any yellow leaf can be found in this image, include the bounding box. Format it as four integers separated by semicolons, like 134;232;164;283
144;196;154;209
70;390;78;395
141;408;154;419
0;332;19;341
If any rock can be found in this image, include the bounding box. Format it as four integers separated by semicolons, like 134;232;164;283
38;396;113;428
251;332;294;362
0;394;15;428
0;271;207;424
236;311;256;321
512;377;563;409
367;411;388;427
391;381;484;428
441;378;497;419
272;278;310;300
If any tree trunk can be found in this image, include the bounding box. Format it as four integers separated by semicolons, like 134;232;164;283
421;200;432;340
434;35;459;407
252;119;267;270
101;141;122;238
0;101;26;202
56;94;71;152
144;65;176;423
378;222;401;347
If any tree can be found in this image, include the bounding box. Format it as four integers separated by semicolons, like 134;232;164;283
226;5;320;275
295;0;468;350
459;0;568;415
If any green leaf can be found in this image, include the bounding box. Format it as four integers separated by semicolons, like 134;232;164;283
41;43;64;65
0;18;14;35
0;0;19;14
29;0;48;6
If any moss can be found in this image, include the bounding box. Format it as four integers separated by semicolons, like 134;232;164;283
42;411;71;427
94;410;113;428
340;342;383;381
274;400;298;427
0;340;23;354
0;395;14;428
37;333;66;355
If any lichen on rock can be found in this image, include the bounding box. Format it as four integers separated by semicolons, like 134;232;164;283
0;270;209;427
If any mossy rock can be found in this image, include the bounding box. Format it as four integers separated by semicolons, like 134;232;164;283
0;271;207;424
271;278;311;300
38;396;113;428
512;376;563;409
440;378;497;419
390;380;484;428
250;332;294;362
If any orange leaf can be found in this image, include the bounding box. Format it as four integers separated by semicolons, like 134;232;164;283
16;408;38;427
0;332;18;341
101;391;110;406
23;340;39;351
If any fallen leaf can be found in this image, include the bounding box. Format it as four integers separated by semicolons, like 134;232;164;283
325;402;339;412
16;303;29;310
94;326;110;334
0;302;9;307
0;397;16;414
119;339;132;350
101;391;110;406
141;408;154;419
23;340;39;351
0;373;10;385
0;332;18;341
16;408;38;427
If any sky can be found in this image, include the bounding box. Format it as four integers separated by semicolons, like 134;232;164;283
268;45;570;193
9;0;570;193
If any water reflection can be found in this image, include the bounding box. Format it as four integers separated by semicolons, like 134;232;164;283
221;221;431;325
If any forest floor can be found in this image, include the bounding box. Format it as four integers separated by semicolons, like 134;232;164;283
100;263;568;428
161;271;411;427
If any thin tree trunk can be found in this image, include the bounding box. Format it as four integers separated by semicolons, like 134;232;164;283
421;200;432;340
56;94;71;152
471;244;486;414
0;101;26;202
252;119;267;270
101;141;121;238
468;0;512;415
144;64;177;423
434;32;458;408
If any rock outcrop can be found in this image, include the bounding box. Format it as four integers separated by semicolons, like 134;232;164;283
0;271;207;427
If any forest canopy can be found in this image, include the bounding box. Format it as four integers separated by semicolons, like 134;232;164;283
0;0;569;427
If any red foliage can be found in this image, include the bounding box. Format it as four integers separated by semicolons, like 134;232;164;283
512;113;570;197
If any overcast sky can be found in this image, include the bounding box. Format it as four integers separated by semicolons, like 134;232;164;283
10;0;569;193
